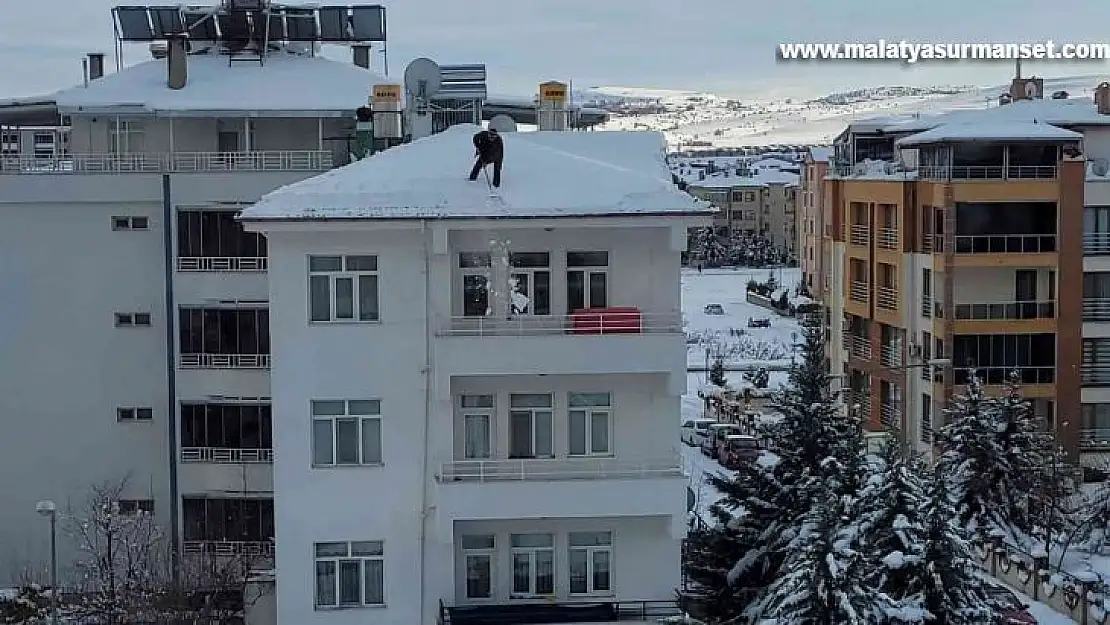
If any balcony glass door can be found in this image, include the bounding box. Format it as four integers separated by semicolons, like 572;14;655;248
508;394;553;459
508;253;550;316
567;252;609;312
1015;270;1038;318
510;533;554;596
462;534;495;600
461;394;493;460
460;252;492;317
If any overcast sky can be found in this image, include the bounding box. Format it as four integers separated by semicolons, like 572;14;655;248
2;0;1109;100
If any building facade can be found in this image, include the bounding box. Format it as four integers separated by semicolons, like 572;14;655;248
680;163;800;257
240;125;709;625
799;147;831;296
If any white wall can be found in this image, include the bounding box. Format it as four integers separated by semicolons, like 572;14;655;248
950;267;1054;303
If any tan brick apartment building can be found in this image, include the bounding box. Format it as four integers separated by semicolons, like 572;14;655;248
681;161;800;256
800;147;831;295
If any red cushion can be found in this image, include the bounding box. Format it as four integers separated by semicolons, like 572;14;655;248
570;307;642;334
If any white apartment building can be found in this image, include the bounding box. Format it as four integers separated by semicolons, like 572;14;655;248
239;124;711;625
0;42;390;580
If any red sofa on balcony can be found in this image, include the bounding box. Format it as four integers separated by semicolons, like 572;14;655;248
569;307;642;335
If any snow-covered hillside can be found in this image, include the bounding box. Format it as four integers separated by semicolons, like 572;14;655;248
588;75;1103;148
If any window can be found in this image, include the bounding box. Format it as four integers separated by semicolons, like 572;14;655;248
743;191;756;202
109;120;144;154
312;400;382;466
178;211;266;258
112;216;149;231
116;499;155;515
179;308;269;356
1082;404;1110;431
182;497;274;544
920;394;932;443
921;268;932;317
462;534;495;599
461;395;493;459
459;253;491;317
309;255;379;322
117;407;154;422
32;132;55;159
508;252;550;315
314;541;385;608
568;531;612;595
0;130;18;156
509;394;553;459
510;533;554;596
566;252;608;312
115;312;152;327
569;393;611;456
181;403;272;450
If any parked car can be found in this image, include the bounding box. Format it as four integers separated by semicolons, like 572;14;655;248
704;303;725;315
681;418;716;446
702;423;741;459
983;584;1037;624
719;434;761;469
747;317;771;328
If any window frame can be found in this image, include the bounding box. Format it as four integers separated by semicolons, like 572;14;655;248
313;541;385;609
567;531;613;596
566;251;609;312
117;407;154;422
311;400;383;467
508;394;554;459
508;252;551;316
460;394;494;460
509;533;555;597
461;534;496;600
112;216;149;231
459;252;492;318
308;255;380;323
116;499;155;516
568;392;612;456
115;312;152;327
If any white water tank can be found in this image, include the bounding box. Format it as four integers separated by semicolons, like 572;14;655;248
372;84;403;139
536;81;569;131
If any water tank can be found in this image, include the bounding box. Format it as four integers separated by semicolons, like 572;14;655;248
537;81;569;131
372;84;403;139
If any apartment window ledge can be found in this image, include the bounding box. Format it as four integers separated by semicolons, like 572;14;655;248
314;604;387;611
312;462;385;470
309;319;382;326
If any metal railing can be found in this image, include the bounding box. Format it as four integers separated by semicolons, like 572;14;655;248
181;447;273;463
0;150;333;174
849;224;870;246
880;343;901;368
922;234;934;253
876;286;898;310
439;599;681;625
1083;298;1110;321
956;366;1054;386
953;301;1056;321
179;353;271;369
849;392;870;420
436;311;682;337
849;281;869;302
1082;364;1110;386
879;403;899;428
849;335;871;360
182;540;274;556
438;455;683;482
918;165;1057;180
921;295;933;318
177;257;267;272
877;227;899;250
1084;232;1110;255
953;234;1056;254
1081;429;1110;447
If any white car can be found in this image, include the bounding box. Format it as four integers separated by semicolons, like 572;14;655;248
681;418;716;446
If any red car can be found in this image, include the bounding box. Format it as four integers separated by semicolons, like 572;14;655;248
719;435;761;469
984;584;1037;625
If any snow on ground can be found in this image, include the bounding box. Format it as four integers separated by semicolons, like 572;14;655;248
1009;586;1079;625
682;267;802;369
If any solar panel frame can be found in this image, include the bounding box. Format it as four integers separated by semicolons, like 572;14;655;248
183;10;219;40
115;6;155;41
350;5;386;41
266;11;288;40
283;8;317;41
149;6;185;37
316;7;348;41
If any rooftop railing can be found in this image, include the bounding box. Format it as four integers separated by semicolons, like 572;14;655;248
0;150;333;174
954;301;1056;321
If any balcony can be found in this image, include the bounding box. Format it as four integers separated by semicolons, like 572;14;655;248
179;353;270;369
178;448;273;493
439;456;683;482
954;301;1056;321
876;287;898;311
1085;233;1110;256
849;281;869;303
434;309;684;376
922;234;934;253
877;228;899;251
918;165;1057;180
849;225;870;246
177;257;267;272
181;540;274;557
849;335;871;360
880;344;901;368
956;366;1054;386
0;150;333;174
181;447;272;463
1084;299;1110;322
1081;429;1110;448
879;403;899;428
921;295;933;318
953;234;1056;255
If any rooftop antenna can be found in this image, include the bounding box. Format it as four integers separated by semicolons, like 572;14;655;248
403;57;442;141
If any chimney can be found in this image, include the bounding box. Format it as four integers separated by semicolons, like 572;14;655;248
167;34;188;90
352;44;371;69
1096;82;1110;115
87;53;105;80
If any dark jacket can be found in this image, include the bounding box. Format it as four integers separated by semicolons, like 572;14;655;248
473;130;504;164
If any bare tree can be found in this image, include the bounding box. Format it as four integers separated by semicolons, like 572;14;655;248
166;547;274;623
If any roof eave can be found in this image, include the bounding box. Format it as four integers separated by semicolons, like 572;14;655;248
239;209;715;224
57;105;353;118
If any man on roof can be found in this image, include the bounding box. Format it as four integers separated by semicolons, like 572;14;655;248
468;127;504;188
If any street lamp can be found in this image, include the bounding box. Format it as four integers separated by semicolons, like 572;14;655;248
35;500;58;625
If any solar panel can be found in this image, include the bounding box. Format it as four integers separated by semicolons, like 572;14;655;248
350;5;385;41
149;7;184;37
265;11;287;40
283;8;317;41
183;11;218;40
115;6;154;41
316;7;349;41
216;10;253;44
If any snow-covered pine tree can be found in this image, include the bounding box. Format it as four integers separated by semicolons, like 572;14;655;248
709;356;727;388
920;462;997;624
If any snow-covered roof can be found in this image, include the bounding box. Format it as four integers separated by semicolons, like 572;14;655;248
895;120;1083;146
53;51;387;117
883;97;1110;134
807;146;833;162
684;167;799;189
241;124;713;221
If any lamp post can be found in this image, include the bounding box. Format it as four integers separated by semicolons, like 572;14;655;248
35;500;58;625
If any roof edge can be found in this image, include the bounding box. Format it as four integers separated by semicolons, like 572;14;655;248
239;209;716;223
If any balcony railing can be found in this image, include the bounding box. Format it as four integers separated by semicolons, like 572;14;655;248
1085;233;1110;256
849;281;869;302
0;150;333;174
182;540;274;556
440;599;682;624
877;228;899;250
953;234;1056;254
922;234;934;253
1082;365;1110;386
849;392;870;420
179;353;271;369
879;403;899;428
1081;429;1110;447
436;310;682;337
880;344;901;368
921;295;933;318
956;366;1054;386
848;335;871;360
876;286;898;310
437;455;683;482
177;257;268;272
849;224;870;246
1084;299;1110;321
918;165;1057;180
953;301;1056;321
181;447;273;463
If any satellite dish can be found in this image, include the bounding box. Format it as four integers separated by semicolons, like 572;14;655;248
488;115;518;133
404;57;442;99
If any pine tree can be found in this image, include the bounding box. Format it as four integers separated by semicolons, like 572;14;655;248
920;463;997;624
696;227;726;267
709;356;727;387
